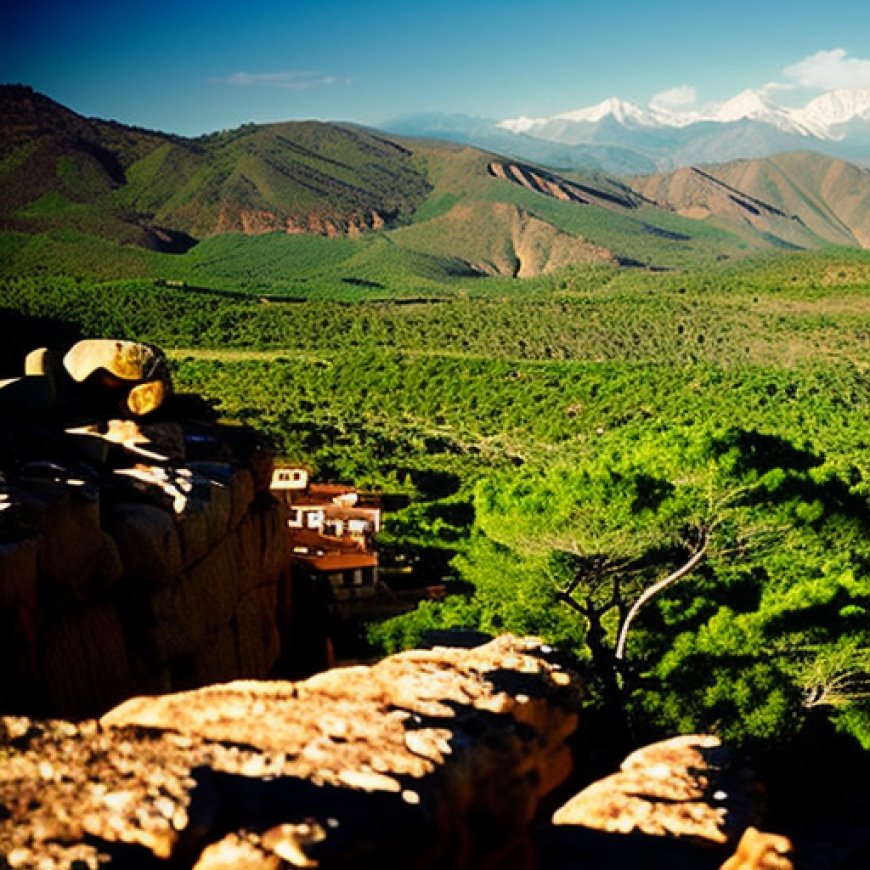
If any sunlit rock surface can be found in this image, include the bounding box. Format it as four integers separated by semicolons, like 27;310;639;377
0;636;582;869
552;734;753;843
539;735;794;870
0;635;800;869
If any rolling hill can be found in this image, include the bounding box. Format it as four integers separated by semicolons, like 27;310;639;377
1;85;868;290
0;85;431;246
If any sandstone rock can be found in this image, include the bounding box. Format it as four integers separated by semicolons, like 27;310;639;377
233;508;269;591
229;467;256;528
1;636;581;869
29;481;104;598
0;539;40;702
239;209;283;235
62;339;171;417
719;826;794;870
145;571;212;663
114;464;214;517
0;536;38;607
185;536;244;630
193;833;282;870
63;339;167;386
184;625;241;687
41;603;134;717
233;585;281;676
67;419;186;462
126;378;166;416
552;734;754;845
23;346;59;377
286;215;305;235
189;462;234;543
2;338;291;720
106;502;184;588
260;499;290;580
93;531;124;589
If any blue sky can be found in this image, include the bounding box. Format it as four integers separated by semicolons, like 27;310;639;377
3;0;870;136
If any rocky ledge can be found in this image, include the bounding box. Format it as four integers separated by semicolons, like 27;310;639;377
0;636;791;870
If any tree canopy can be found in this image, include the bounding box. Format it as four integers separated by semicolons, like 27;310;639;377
380;424;870;746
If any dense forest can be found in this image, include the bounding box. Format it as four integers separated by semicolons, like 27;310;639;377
2;248;868;754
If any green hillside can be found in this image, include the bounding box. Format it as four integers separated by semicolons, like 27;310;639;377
2;87;869;851
0;86;431;249
9;85;868;291
3;247;868;756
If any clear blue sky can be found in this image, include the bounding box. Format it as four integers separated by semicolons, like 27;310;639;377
3;0;870;136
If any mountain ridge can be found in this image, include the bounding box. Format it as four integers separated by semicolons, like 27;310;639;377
631;150;870;250
385;87;870;174
2;85;868;288
0;84;432;247
501;87;870;140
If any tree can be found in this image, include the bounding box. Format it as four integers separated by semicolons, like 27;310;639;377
462;424;870;743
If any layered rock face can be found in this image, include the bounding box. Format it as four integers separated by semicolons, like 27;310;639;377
0;637;791;869
0;340;291;718
214;207;389;238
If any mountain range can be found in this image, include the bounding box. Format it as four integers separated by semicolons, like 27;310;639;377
384;88;870;174
1;84;868;285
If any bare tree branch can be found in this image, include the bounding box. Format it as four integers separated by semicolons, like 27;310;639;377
614;529;709;661
556;589;589;617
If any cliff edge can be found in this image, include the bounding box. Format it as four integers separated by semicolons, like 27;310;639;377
0;636;790;869
0;339;292;718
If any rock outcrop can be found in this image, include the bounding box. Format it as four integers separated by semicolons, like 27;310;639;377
551;734;754;844
0;636;794;869
0;339;292;719
0;636;581;869
214;206;392;238
487;161;643;211
540;735;793;870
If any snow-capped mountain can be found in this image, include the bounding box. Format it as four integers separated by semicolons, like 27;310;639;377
382;88;870;175
707;90;826;136
502;96;703;134
499;88;870;142
798;89;870;133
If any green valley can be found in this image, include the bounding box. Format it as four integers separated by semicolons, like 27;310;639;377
2;86;869;760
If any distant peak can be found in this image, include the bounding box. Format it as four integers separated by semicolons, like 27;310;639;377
497;86;870;142
500;97;665;133
711;89;773;122
799;89;870;126
555;97;648;125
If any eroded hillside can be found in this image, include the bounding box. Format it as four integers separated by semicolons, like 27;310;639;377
3;87;870;285
632;151;870;249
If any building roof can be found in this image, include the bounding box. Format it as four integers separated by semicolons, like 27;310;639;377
307;483;382;507
289;527;364;553
292;550;378;573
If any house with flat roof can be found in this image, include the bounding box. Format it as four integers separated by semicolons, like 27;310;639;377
271;467;382;602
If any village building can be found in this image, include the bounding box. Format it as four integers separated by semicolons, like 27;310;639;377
270;468;383;604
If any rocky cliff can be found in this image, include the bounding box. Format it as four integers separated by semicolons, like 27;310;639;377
0;339;294;718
